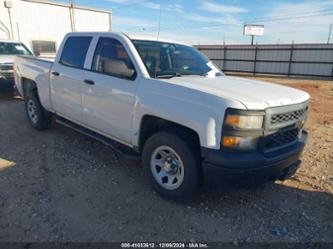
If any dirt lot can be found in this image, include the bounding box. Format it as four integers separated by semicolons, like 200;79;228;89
0;77;332;243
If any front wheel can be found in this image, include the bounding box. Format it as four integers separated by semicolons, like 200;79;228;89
142;132;200;198
25;92;53;130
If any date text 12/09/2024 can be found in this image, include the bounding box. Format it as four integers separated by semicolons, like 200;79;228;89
120;242;208;248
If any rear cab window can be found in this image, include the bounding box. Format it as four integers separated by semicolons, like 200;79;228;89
59;36;92;69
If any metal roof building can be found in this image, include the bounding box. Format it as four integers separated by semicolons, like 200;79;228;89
0;0;112;56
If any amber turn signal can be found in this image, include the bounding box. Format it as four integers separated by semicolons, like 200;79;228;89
223;136;240;147
225;115;240;127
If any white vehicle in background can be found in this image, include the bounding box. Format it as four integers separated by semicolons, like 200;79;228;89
14;32;309;198
0;40;32;89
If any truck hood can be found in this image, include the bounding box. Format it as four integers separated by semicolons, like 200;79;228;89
0;55;15;65
162;75;310;109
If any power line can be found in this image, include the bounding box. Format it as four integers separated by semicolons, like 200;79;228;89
250;8;333;22
102;1;333;44
140;10;333;32
254;10;333;23
96;0;159;10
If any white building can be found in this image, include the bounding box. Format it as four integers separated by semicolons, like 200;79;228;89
0;0;112;56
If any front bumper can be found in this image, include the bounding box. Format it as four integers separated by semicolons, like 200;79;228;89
0;71;15;89
202;130;307;184
0;79;15;90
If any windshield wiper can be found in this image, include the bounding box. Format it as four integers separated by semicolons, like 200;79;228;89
155;72;182;79
191;72;209;76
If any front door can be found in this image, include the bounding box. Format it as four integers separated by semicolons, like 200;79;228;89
81;37;138;144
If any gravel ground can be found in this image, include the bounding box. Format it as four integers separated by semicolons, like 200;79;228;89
0;77;332;243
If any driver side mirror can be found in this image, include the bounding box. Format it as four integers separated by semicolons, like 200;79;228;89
103;59;136;80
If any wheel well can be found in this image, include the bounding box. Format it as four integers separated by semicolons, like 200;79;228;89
22;78;37;98
138;115;201;155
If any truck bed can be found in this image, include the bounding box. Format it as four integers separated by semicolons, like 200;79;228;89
14;55;54;111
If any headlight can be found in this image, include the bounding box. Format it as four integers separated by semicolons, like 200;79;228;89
224;114;263;129
221;109;265;150
222;136;259;150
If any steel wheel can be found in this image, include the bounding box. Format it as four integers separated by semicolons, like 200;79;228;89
27;99;38;124
150;145;185;190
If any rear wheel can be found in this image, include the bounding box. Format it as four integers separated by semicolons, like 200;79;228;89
25;91;53;130
142;131;200;198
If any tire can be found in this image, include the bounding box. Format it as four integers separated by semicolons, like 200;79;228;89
24;91;53;130
142;131;200;198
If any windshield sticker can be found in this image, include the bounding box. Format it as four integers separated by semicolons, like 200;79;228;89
15;45;26;51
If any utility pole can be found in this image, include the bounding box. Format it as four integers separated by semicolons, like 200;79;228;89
251;35;254;45
7;8;13;39
69;0;75;32
4;1;14;39
327;24;332;44
0;21;11;39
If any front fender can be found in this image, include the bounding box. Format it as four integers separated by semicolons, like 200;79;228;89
132;79;245;149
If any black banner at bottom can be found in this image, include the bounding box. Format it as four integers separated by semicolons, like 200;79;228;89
0;242;331;249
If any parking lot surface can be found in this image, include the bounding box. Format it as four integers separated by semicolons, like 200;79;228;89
0;77;332;242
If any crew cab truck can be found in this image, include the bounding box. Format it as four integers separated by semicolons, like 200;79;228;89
14;32;309;198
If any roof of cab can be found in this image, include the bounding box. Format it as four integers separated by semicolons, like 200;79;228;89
128;34;190;46
65;32;191;47
0;39;22;43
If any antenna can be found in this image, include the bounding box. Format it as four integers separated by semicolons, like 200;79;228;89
157;5;161;40
327;24;332;44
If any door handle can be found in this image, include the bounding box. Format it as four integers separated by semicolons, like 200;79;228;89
51;71;60;76
84;79;95;85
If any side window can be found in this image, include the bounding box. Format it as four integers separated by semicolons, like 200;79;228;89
92;37;136;80
59;36;92;69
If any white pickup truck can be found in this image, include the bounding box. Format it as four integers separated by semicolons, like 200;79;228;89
0;40;32;89
14;32;310;198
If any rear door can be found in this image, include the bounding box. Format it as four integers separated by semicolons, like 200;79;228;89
50;36;92;122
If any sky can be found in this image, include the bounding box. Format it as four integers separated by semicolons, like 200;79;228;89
62;0;333;45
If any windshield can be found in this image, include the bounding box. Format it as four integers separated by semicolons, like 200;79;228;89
132;40;223;78
0;42;32;55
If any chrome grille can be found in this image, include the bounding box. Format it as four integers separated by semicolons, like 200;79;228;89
263;101;308;151
266;102;309;130
0;64;13;71
271;107;307;125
